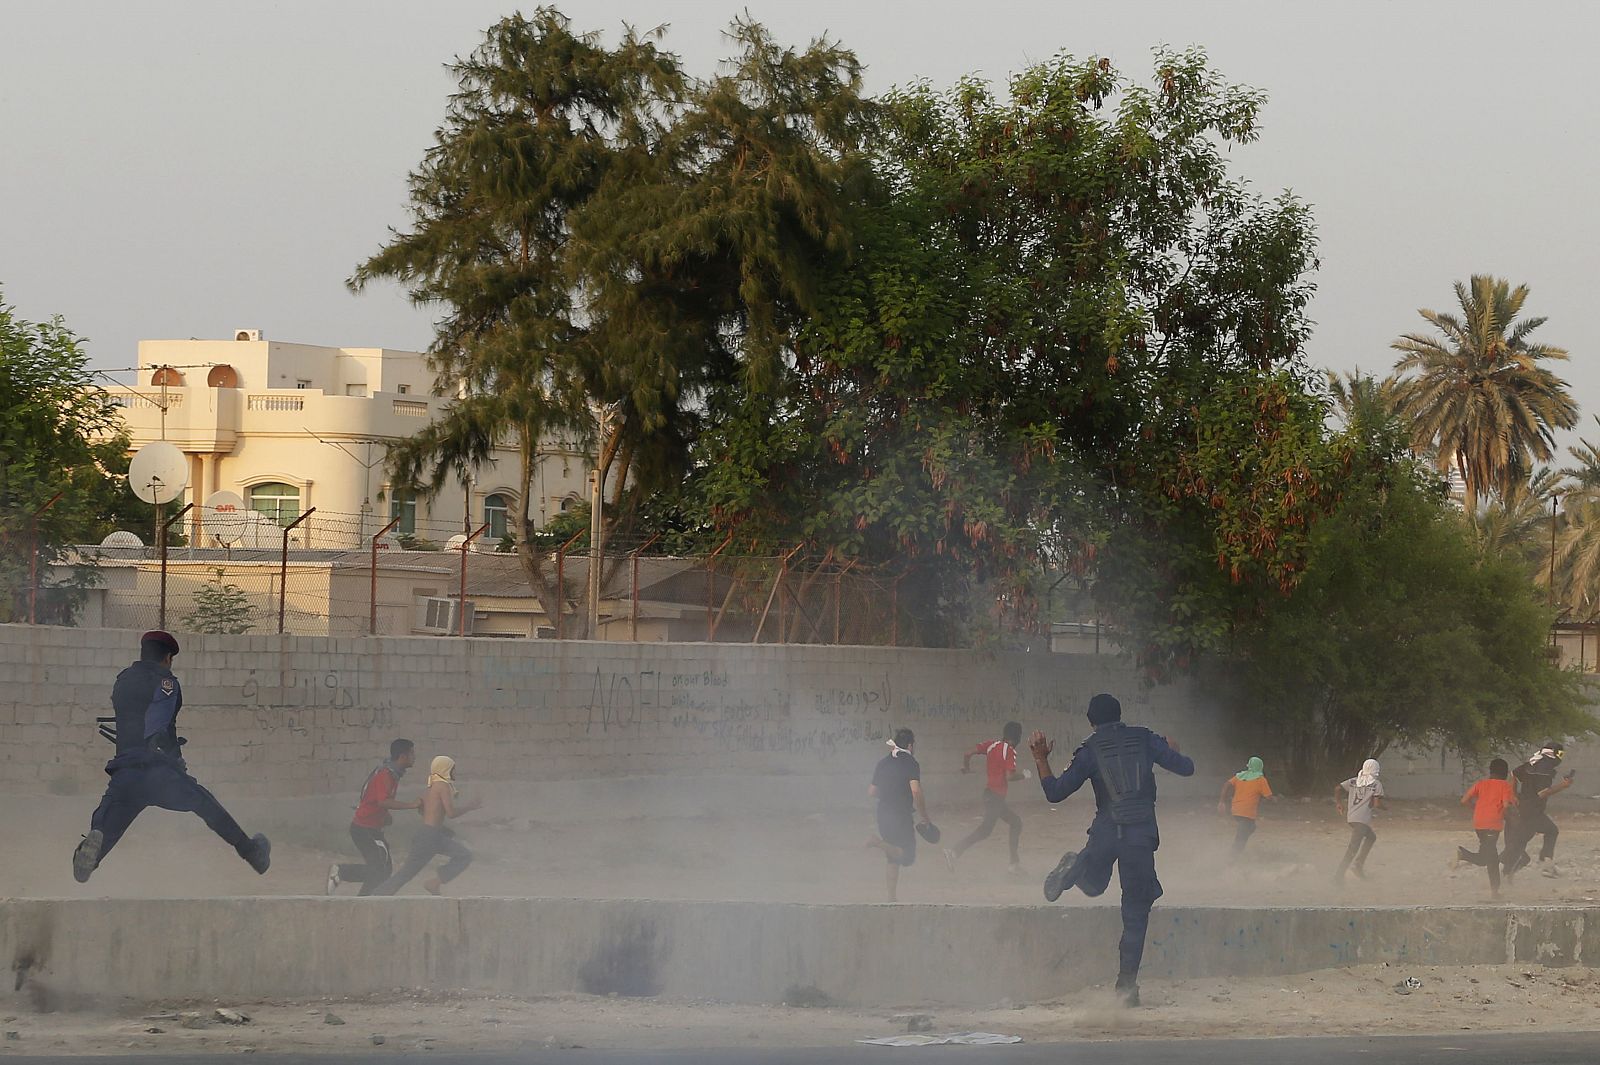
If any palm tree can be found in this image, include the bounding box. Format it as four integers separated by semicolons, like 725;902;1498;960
1326;369;1404;432
1552;420;1600;614
1392;275;1577;511
1475;466;1559;567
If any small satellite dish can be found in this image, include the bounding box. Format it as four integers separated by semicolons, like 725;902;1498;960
206;364;239;388
127;442;188;505
150;366;184;386
100;531;145;549
203;490;248;545
446;534;479;553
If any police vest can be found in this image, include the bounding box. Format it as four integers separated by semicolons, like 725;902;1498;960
1087;725;1156;826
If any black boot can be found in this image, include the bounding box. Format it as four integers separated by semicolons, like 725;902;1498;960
72;830;104;884
1043;850;1079;902
1115;973;1140;1008
239;833;272;875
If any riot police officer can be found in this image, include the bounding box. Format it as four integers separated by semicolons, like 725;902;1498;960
1030;693;1194;1006
71;631;271;882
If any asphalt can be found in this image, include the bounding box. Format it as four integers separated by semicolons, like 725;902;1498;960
3;1031;1598;1064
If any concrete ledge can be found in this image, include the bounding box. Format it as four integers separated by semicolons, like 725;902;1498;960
3;899;1594;1009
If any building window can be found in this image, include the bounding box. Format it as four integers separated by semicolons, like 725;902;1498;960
559;495;579;513
389;490;417;536
295;379;312;390
397;384;411;395
344;384;367;397
484;493;510;540
249;482;300;526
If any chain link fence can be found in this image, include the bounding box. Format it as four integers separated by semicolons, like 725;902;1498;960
37;505;914;644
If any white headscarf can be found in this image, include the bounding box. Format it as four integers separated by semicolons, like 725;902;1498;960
885;737;911;759
1355;759;1380;788
428;755;458;796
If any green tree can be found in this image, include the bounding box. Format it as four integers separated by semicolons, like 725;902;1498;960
0;295;137;623
1393;275;1578;510
182;568;256;635
673;49;1323;658
350;9;682;634
1234;419;1590;790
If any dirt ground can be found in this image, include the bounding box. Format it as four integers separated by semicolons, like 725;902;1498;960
2;963;1599;1055
11;774;1600;907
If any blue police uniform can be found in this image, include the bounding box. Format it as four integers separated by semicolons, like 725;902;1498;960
81;658;256;872
1040;721;1195;985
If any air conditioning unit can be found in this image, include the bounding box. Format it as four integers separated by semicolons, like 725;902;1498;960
415;596;476;635
234;329;262;342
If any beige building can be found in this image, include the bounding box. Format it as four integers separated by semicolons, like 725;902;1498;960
105;334;590;549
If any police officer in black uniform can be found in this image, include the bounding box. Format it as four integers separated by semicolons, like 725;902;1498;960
72;631;271;883
1029;693;1194;1006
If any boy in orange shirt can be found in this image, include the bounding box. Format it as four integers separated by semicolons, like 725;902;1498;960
1219;757;1274;853
1453;758;1516;897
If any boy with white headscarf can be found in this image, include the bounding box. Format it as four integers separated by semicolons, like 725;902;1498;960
372;754;483;896
1334;759;1384;882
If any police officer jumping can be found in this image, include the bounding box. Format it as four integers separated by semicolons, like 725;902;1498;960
72;631;271;883
1030;693;1193;1007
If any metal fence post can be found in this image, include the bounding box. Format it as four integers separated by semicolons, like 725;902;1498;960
278;508;316;634
27;491;63;624
370;515;402;636
159;503;194;630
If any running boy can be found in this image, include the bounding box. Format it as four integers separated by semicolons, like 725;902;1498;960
1501;743;1574;880
327;738;420;895
1219;756;1274;854
1334;758;1384;882
1453;757;1515;897
945;721;1026;873
867;728;933;903
373;755;482;896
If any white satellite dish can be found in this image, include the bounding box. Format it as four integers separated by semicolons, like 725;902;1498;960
202;490;248;545
239;510;280;549
447;534;483;553
127;442;188;505
100;531;145;549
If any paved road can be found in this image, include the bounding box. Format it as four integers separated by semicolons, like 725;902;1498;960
5;1031;1599;1064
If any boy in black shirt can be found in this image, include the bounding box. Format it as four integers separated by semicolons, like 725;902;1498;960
867;728;933;902
1502;743;1575;879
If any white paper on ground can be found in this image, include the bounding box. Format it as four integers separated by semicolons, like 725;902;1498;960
858;1032;1024;1047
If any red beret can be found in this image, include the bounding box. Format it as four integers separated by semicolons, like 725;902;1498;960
140;630;180;656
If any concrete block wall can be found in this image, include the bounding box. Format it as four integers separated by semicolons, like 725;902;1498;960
0;624;1246;798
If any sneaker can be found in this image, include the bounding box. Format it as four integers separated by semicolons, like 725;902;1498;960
1044;850;1079;902
240;833;272;875
943;848;957;872
325;863;341;895
72;830;103;884
1541;862;1561;879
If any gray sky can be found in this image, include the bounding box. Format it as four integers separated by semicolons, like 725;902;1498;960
5;0;1599;448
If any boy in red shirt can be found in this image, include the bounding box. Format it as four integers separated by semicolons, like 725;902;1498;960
1453;758;1516;897
327;738;419;895
945;721;1026;873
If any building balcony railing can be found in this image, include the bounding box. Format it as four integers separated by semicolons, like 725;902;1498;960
393;399;430;417
109;393;184;409
247;394;306;412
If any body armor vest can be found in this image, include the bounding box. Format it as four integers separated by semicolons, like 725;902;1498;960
1087;724;1156;826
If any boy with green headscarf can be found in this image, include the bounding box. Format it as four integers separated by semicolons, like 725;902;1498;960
1219;756;1274;854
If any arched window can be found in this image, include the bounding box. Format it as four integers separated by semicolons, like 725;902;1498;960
559;495;580;513
249;482;300;527
484;493;510;540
